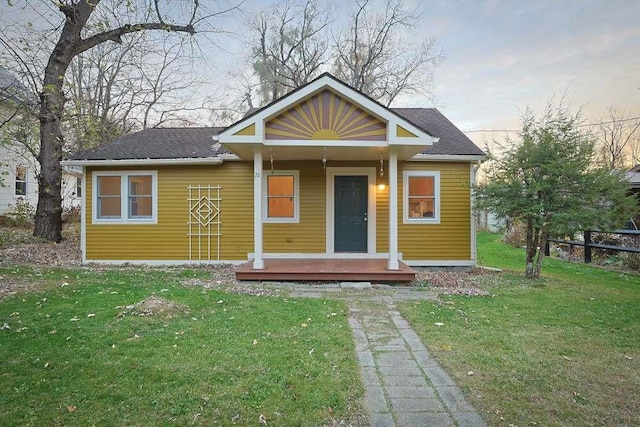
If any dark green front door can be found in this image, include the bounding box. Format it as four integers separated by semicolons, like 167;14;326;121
335;176;368;252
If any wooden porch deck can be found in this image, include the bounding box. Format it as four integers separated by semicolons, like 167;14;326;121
235;258;416;282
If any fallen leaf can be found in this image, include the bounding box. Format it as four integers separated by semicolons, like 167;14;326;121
563;356;572;361
309;348;315;355
301;323;308;327
434;322;444;326
66;404;76;412
624;355;633;360
87;313;95;318
467;371;474;376
253;339;258;345
259;414;267;425
69;316;79;322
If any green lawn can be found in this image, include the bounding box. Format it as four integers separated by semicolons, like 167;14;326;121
0;267;362;425
399;232;640;426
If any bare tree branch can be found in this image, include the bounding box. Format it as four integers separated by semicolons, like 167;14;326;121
333;0;444;106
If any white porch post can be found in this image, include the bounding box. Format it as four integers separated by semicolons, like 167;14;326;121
388;148;400;270
253;145;264;269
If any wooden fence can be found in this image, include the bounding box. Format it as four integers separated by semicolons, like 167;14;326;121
546;230;640;263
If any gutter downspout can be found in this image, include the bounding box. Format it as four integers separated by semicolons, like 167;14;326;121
470;160;482;267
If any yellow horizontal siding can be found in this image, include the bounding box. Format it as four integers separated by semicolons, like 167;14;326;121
85;160;473;262
398;162;471;260
264;161;326;253
86;163;253;261
375;174;389;253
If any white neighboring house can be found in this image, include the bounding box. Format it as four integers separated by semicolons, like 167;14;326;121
61;166;82;211
0;66;80;216
0;142;39;215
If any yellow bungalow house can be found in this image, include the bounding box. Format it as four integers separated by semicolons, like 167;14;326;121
65;73;485;281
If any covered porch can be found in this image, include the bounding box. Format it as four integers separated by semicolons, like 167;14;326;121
235;258;416;282
218;74;439;281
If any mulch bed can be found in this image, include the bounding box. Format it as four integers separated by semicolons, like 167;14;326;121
1;224;490;298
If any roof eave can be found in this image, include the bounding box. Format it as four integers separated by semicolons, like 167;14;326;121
409;154;486;162
62;157;224;167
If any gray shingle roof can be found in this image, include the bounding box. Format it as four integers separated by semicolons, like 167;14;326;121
67;109;484;161
392;108;485;156
68;127;227;160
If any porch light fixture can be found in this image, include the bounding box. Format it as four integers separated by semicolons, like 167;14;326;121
322;147;327;174
379;153;384;177
270;148;274;173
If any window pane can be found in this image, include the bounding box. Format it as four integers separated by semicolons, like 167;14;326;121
98;176;121;196
129;175;152;196
129;196;152;218
268;197;294;218
76;177;82;198
97;176;121;219
98;197;121;218
408;176;434;197
268;175;294;196
15;166;26;181
408;199;434;218
127;175;153;218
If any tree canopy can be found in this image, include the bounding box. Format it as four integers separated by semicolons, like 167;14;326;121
211;0;444;122
475;103;638;278
0;0;236;242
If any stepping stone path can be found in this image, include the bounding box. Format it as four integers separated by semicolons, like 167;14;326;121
270;282;486;426
348;295;486;427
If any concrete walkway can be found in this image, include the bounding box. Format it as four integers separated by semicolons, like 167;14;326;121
288;283;486;426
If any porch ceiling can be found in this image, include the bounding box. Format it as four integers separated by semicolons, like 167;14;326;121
223;142;427;161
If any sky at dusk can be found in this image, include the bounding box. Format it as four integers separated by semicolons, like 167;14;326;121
209;0;640;148
1;0;638;149
418;0;640;145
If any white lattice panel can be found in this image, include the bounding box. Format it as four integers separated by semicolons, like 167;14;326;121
188;185;222;261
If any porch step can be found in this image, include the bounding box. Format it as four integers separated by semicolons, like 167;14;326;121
235;258;416;282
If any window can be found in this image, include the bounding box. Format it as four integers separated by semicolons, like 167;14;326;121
97;176;122;219
93;171;157;223
263;170;299;222
128;175;153;218
76;177;82;198
403;171;440;223
15;166;27;196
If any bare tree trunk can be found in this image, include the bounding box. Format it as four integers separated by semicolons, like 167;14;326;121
31;0;198;241
33;6;83;242
525;219;541;279
533;230;548;278
34;97;65;242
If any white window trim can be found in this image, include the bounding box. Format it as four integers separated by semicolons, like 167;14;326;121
262;170;300;223
92;170;158;224
403;171;440;224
